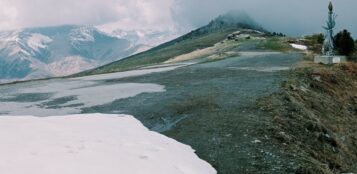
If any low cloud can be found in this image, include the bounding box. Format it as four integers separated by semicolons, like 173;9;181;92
174;0;357;37
0;0;176;31
0;0;356;37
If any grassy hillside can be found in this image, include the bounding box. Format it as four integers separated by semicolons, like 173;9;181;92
75;12;266;76
76;29;236;76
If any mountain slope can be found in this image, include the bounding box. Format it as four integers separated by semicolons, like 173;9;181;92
0;25;173;82
77;12;265;76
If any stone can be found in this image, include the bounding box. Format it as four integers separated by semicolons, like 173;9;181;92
314;55;347;64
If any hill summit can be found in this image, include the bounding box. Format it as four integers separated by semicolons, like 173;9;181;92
78;11;265;76
203;11;264;32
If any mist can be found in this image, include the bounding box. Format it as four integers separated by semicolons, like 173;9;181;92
174;0;357;37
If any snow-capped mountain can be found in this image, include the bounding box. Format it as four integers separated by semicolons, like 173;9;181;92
108;29;179;48
0;25;176;82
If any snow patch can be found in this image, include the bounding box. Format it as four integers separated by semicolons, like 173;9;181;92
290;44;307;51
70;26;95;42
0;30;22;43
97;27;180;48
0;114;217;174
47;56;97;76
8;46;31;56
27;33;53;51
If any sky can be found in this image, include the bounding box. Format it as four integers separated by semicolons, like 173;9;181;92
0;0;356;37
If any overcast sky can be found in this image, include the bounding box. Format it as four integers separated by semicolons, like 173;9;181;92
0;0;356;37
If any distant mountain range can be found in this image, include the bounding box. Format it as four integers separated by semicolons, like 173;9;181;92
0;25;178;82
0;11;264;82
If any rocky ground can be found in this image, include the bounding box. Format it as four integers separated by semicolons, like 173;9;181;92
3;34;353;173
0;47;304;173
81;51;303;173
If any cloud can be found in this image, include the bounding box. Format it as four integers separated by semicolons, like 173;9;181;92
97;0;178;32
0;0;356;37
174;0;357;37
0;0;176;31
0;0;114;29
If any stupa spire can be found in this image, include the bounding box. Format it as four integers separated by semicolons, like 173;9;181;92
322;1;336;56
328;1;333;12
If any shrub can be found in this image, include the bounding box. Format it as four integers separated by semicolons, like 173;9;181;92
334;29;355;57
305;33;324;53
305;33;324;45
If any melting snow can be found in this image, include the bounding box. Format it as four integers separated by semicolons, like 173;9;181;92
0;114;217;174
0;81;165;116
290;44;307;51
0;64;188;116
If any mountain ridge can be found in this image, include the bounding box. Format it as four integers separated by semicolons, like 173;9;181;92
76;12;265;76
0;25;174;82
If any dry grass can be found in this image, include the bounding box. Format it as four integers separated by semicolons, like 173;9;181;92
164;39;243;64
258;62;357;173
340;62;357;74
257;37;294;52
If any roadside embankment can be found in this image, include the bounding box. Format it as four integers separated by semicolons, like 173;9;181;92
259;62;357;173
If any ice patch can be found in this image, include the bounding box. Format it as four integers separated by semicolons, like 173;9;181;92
0;114;217;174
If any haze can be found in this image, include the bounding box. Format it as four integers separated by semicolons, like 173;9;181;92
0;0;356;37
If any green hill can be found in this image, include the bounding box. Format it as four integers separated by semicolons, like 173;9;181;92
75;12;265;76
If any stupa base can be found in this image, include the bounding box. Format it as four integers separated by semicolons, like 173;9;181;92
314;55;347;64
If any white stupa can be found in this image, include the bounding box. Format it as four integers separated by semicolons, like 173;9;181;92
314;2;346;64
